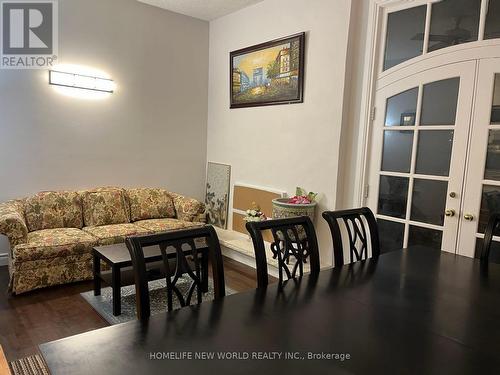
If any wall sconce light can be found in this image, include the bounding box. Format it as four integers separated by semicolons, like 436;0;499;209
49;70;115;93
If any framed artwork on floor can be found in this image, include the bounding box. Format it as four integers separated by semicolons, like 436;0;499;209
205;162;231;229
230;32;305;109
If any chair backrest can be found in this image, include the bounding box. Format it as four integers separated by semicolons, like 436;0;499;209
322;207;380;267
481;213;500;262
126;225;225;321
245;216;320;288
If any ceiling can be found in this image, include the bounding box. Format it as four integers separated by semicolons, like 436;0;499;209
137;0;265;21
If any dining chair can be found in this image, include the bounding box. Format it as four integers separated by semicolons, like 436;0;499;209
126;225;225;321
245;216;320;288
481;213;500;263
322;207;380;267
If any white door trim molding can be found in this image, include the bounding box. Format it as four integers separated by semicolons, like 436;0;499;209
377;41;500;90
355;0;421;206
352;0;384;205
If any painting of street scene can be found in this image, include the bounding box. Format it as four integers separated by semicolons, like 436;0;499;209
230;33;304;108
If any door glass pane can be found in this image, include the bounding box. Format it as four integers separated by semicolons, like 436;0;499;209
479;185;500;233
385;87;418;127
384;6;427;71
476;238;500;264
408;225;442;250
485;130;500;180
411;179;448;226
492;74;500;124
382;131;414;172
428;0;481;52
378;219;404;253
485;0;500;40
421;78;460;125
415;130;454;176
378;175;409;219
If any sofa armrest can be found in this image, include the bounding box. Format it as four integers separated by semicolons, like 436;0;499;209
0;200;28;248
169;193;206;223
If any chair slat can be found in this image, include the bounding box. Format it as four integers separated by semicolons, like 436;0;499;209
246;216;320;288
323;207;380;266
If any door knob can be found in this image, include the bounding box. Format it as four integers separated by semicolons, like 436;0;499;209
445;209;456;217
449;192;457;198
464;214;474;221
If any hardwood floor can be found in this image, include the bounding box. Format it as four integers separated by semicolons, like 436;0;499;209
0;256;260;362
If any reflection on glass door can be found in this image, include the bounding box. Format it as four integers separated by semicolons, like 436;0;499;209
381;0;500;72
459;59;500;260
368;61;477;253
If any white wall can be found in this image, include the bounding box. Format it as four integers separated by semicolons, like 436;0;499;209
0;0;209;255
207;0;353;265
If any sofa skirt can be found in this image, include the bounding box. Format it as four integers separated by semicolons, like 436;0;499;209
9;254;96;295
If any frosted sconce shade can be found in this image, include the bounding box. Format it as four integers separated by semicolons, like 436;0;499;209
49;70;115;93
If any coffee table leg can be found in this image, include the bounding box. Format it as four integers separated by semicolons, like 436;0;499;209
112;266;121;316
93;253;101;296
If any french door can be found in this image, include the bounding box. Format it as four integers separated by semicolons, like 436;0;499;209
459;58;500;258
367;61;477;254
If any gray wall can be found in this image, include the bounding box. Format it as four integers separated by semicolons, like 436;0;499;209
0;0;209;255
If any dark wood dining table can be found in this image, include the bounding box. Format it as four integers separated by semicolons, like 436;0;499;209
39;246;500;374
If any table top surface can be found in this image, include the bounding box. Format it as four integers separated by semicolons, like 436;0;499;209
94;240;209;266
40;247;500;375
93;243;162;266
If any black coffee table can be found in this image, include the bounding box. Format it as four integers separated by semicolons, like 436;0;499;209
92;243;209;316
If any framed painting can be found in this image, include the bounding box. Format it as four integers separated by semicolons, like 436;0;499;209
205;162;231;229
230;32;305;109
400;112;416;126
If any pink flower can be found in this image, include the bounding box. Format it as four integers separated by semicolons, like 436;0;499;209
288;196;312;204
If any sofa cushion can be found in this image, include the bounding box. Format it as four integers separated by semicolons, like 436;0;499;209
127;188;175;222
25;191;83;232
82;224;151;246
13;228;96;262
134;218;204;233
82;188;129;227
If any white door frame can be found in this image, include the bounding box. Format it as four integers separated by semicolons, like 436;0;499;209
356;0;500;207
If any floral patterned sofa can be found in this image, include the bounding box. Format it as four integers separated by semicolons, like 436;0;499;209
0;187;206;294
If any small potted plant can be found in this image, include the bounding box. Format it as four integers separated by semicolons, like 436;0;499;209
243;202;267;223
272;187;318;222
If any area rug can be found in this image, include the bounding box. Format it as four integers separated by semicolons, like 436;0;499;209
9;354;49;375
81;277;235;325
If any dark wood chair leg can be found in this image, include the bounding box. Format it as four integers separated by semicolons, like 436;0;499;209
201;249;209;293
112;266;121;316
93;253;101;296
